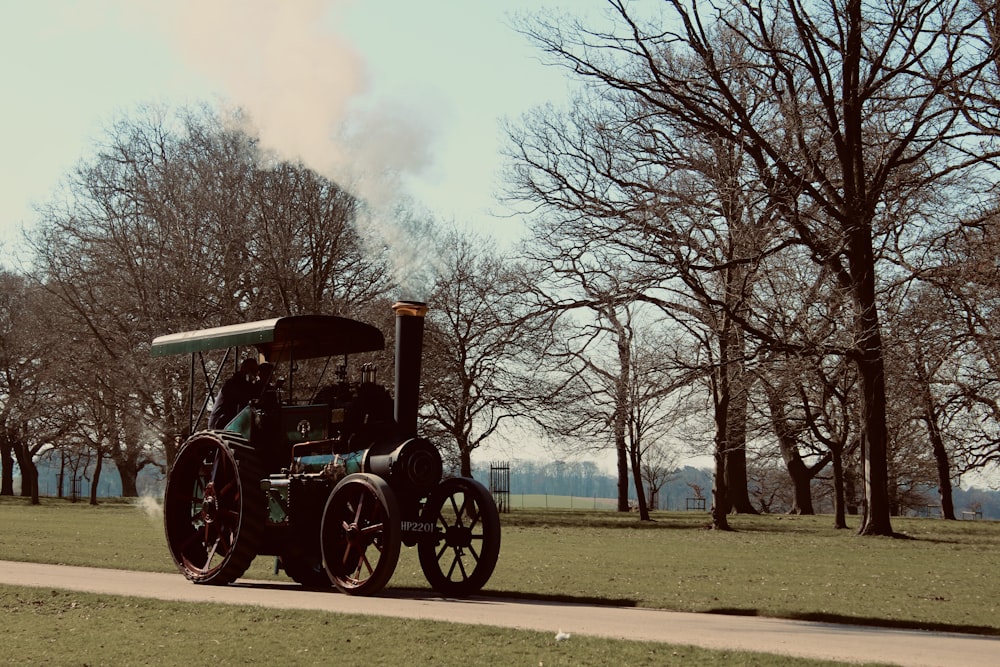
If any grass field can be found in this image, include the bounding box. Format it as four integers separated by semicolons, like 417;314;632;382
2;496;997;665
505;493;620;510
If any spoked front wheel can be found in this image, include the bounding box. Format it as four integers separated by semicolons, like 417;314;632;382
163;433;264;585
418;477;501;597
320;473;401;595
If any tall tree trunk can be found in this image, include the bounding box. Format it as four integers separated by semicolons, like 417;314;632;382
844;456;859;516
0;441;14;495
113;456;141;498
616;434;629;512
831;445;848;529
629;448;650;520
724;404;756;514
89;449;104;505
13;445;39;505
851;248;893;536
841;0;892;536
459;446;473;479
721;316;756;514
57;451;67;499
711;448;732;529
787;456;817;515
711;342;732;530
916;363;956;520
614;332;632;513
927;419;956;520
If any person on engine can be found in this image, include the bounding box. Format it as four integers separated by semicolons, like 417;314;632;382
208;357;259;428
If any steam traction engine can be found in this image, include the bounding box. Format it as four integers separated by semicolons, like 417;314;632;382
151;302;500;596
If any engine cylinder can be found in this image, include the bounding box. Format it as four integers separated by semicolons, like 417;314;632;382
365;436;442;499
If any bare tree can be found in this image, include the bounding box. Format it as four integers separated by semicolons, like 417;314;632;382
27;103;388;491
505;92;770;524
640;437;682;512
0;273;63;503
914;215;1000;475
759;364;831;515
515;0;1000;535
420;226;542;477
625;326;703;519
246;161;392;316
513;234;701;518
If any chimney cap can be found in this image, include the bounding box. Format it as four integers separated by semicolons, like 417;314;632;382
392;301;428;317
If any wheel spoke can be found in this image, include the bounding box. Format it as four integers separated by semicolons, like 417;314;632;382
447;494;462;522
202;535;221;571
465;506;481;531
359;522;384;538
216;530;232;556
208;450;222;483
339;535;355;567
358;552;375;576
353;493;365;524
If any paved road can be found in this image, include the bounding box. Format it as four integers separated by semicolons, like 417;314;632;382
1;560;997;666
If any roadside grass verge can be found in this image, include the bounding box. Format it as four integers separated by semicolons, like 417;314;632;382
0;584;871;667
2;497;998;635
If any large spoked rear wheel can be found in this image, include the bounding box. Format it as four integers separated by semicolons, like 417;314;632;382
418;477;501;597
163;433;264;585
320;473;401;596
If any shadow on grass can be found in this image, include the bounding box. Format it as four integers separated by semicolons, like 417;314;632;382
888;532;971;545
503;513;705;531
232;580;1000;637
707;607;1000;637
467;588;639;608
231;580;641;608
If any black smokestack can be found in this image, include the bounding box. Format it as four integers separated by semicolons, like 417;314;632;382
392;300;428;438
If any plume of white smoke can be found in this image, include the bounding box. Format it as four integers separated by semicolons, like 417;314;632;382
152;0;441;297
160;0;366;172
135;494;163;521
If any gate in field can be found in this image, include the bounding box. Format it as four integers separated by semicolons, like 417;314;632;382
490;461;511;514
686;497;706;511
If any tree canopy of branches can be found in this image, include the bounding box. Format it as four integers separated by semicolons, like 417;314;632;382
510;235;703;518
508;0;1000;535
23;103;393;494
0;272;62;502
420;226;546;476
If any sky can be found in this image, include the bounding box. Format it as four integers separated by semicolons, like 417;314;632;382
0;0;607;466
0;0;586;265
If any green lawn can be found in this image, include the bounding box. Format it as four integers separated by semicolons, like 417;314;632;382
1;496;996;665
2;497;997;633
1;585;859;667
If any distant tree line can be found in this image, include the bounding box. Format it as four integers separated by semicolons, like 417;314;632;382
20;451;1000;520
2;2;1000;539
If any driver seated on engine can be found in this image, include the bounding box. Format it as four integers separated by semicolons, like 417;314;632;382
254;361;284;410
208;357;258;429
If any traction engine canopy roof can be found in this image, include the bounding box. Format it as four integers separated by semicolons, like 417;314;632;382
150;315;385;361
